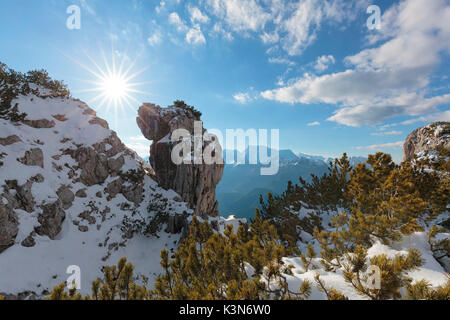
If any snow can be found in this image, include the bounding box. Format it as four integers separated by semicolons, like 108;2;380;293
276;231;449;300
0;91;192;297
0;88;448;299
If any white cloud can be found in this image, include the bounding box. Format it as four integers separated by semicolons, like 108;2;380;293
384;110;450;128
155;1;165;14
314;55;335;72
233;92;252;104
280;0;324;56
268;57;295;66
206;0;270;32
211;23;234;41
370;130;403;136
147;32;162;46
169;12;187;32
261;0;450;127
129;135;148;142
189;6;210;24
261;32;279;44
307;121;320;126
356;141;404;150
233;87;259;104
186;25;206;45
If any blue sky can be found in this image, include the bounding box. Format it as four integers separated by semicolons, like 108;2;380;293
1;0;449;162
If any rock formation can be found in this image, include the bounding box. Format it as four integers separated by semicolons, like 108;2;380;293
0;65;194;297
137;102;224;217
0;203;18;253
403;122;450;162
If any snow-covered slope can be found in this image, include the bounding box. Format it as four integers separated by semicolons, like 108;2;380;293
210;213;449;299
281;232;449;299
0;86;192;298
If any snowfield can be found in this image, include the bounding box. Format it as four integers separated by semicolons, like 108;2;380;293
0;91;192;297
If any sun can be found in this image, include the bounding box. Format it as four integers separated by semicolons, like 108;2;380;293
70;50;149;124
100;74;128;100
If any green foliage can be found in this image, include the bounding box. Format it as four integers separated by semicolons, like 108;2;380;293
48;258;149;300
119;169;145;184
47;148;449;301
0;62;69;122
406;279;450;300
314;212;353;271
342;246;423;300
265;151;448;251
122;196;170;237
347;157;428;245
315;274;348;300
173;100;202;119
428;225;450;268
151;214;308;300
300;243;317;272
259;154;353;249
258;151;448;300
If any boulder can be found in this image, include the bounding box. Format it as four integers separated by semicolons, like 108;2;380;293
75;189;87;198
18;148;44;168
21;232;36;248
22;119;55;129
35;200;65;240
0;203;19;253
56;186;75;210
137;102;223;217
404;122;450;162
66;133;125;186
0;135;21;146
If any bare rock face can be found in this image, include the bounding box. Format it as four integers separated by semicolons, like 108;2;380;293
56;186;75;210
403;122;450;162
137;102;224;217
18;148;44;168
104;177;144;206
65;132;126;186
0;135;21;146
22;119;55;129
4;180;36;213
0;202;19;253
35;200;66;240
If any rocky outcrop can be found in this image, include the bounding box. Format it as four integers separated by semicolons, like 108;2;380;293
0;203;19;253
0;64;195;297
137;102;224;217
22;119;55;129
404;122;450;162
4;180;36;213
165;214;189;237
35;201;66;240
0;135;21;146
104;177;144;206
89;117;109;129
65;132;126;186
57;186;75;210
18;148;44;168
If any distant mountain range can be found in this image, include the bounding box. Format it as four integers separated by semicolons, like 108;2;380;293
217;148;366;220
144;149;366;220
